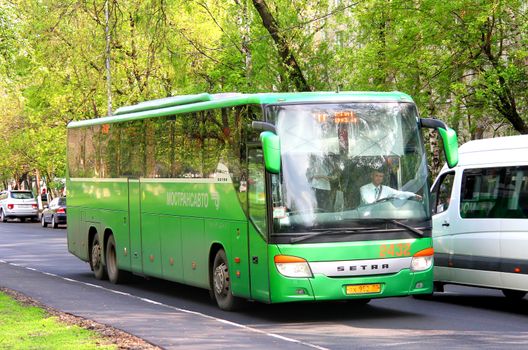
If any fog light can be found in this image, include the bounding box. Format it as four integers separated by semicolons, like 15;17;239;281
296;288;306;295
415;282;424;289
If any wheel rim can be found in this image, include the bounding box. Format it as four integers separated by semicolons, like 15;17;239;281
41;217;45;226
214;262;229;296
52;217;55;226
91;242;102;270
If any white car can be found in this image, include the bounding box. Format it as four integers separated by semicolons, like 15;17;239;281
0;190;39;222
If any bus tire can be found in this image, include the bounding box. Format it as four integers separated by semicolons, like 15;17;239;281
106;235;129;284
90;233;107;280
212;249;243;311
502;289;526;300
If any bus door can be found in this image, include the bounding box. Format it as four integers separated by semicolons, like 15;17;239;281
128;178;142;272
247;146;271;302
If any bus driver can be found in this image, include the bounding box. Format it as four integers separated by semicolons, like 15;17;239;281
360;169;422;205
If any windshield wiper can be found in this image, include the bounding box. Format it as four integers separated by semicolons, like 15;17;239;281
382;219;424;237
281;221;426;243
289;229;363;243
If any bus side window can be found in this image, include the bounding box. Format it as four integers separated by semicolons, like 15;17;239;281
248;147;268;236
433;172;454;214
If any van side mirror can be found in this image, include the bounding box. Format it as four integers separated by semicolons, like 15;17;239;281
420;118;459;168
260;131;281;174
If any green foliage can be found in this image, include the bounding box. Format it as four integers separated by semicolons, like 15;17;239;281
1;0;527;182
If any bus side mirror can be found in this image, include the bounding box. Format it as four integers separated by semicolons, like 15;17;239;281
420;118;459;168
260;131;281;174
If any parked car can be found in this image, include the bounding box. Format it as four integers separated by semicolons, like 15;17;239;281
41;197;67;228
0;190;39;222
431;135;528;300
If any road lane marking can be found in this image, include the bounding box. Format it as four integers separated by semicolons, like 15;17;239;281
0;260;329;350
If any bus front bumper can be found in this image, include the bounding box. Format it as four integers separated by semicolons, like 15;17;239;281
269;268;433;303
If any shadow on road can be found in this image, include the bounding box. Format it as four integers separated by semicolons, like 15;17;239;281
425;291;528;315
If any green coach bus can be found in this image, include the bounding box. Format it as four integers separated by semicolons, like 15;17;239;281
66;91;458;310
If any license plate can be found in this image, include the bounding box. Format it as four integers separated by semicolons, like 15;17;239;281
346;284;381;295
18;204;32;208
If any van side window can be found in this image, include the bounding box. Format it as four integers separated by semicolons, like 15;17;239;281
460;167;528;219
432;172;454;214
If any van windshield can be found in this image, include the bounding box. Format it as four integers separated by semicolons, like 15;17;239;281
10;192;34;199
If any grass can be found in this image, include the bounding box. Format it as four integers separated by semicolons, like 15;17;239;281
0;292;116;350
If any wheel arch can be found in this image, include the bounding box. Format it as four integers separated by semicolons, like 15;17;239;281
209;243;225;290
103;227;114;250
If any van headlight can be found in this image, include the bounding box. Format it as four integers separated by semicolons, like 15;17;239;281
274;255;313;278
411;248;434;272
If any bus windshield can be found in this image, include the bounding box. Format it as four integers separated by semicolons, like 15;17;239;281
268;102;430;234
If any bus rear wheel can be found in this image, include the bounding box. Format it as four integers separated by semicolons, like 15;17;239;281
106;235;129;284
212;249;243;311
90;233;107;280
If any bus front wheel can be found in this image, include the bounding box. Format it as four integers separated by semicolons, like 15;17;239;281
212;249;243;311
90;233;107;280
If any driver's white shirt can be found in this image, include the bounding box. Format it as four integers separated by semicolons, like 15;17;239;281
360;183;416;205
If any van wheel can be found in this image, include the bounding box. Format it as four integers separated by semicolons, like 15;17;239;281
106;235;129;284
90;233;107;280
212;249;243;311
502;289;527;300
41;216;48;228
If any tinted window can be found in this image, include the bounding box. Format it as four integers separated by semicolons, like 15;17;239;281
248;147;267;235
120;120;145;178
11;192;34;199
460;166;528;219
67;105;261;190
58;197;66;206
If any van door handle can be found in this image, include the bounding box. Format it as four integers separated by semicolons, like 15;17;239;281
442;221;450;227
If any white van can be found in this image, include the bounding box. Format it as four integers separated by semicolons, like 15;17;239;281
431;135;528;300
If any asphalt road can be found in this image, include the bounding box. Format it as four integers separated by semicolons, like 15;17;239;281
0;221;527;349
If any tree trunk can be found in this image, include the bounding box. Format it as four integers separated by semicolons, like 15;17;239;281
105;0;113;116
493;78;528;134
251;0;311;91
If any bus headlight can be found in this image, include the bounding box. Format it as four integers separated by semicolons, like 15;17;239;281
274;255;313;278
411;248;434;272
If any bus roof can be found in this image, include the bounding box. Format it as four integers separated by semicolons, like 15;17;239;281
68;91;414;128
